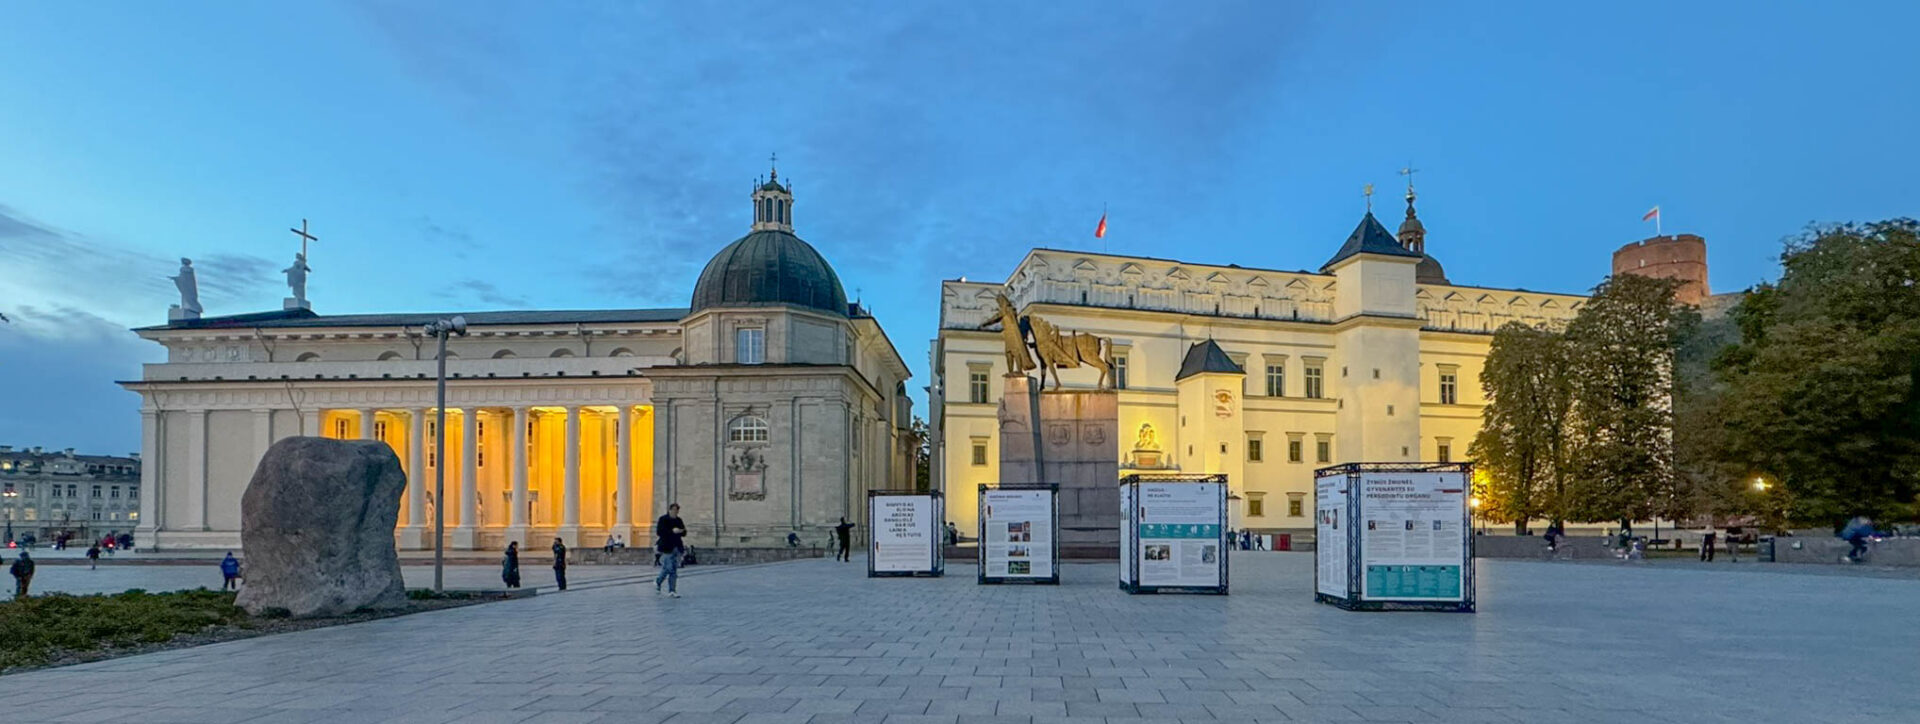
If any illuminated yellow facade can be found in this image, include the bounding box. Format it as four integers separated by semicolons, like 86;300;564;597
931;207;1586;541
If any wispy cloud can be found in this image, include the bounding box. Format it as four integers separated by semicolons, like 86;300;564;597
440;278;527;307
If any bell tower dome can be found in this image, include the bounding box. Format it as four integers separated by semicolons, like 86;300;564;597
751;154;794;233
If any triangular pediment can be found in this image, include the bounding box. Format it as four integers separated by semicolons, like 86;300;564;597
1475;293;1497;304
1247;275;1270;288
1285;278;1312;290
1119;262;1144;275
1443;291;1466;302
1073;258;1098;272
1205;272;1230;284
1166;267;1191;281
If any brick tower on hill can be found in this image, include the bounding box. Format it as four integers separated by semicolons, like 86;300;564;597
1613;233;1708;306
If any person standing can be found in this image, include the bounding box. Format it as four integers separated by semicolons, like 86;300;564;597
655;503;686;597
1700;529;1717;562
86;543;101;570
9;550;32;599
502;541;522;588
220;551;241;590
551;538;569;591
834;517;855;562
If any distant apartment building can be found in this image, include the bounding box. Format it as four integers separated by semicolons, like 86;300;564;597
0;445;142;543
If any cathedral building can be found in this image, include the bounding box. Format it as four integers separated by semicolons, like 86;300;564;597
930;186;1587;541
121;167;915;552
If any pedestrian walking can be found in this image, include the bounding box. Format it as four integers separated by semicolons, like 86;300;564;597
9;550;32;599
834;517;855;562
502;541;522;588
86;543;101;570
551;538;568;591
220;551;241;590
1726;529;1740;562
655;503;686;597
1700;529;1717;562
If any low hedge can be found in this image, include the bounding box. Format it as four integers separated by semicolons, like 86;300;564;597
0;589;250;671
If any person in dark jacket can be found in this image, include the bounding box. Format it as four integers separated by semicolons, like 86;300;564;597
655;503;686;597
220;552;241;590
551;538;568;591
86;543;101;570
9;551;33;599
502;541;522;588
834;517;855;562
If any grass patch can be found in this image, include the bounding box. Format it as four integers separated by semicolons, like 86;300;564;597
0;588;248;671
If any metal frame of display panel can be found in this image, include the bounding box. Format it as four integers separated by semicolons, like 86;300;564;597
1313;462;1475;612
1119;473;1230;595
867;489;945;578
977;483;1061;585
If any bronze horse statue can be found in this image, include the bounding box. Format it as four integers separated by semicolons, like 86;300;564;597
983;293;1112;391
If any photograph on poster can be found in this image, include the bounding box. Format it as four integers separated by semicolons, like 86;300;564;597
1201;545;1217;564
1007;521;1030;542
1009;545;1029;558
1144;544;1170;560
1007;561;1030;575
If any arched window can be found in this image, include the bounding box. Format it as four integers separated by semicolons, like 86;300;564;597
550;348;576;358
492;349;517;359
608;347;635;357
377;351;403;361
295;352;322;362
728;415;770;443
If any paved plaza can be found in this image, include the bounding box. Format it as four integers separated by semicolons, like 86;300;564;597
2;553;1915;723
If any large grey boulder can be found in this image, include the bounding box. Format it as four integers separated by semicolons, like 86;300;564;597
235;436;407;618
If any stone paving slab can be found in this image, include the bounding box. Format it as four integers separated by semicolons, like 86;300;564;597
2;554;1916;722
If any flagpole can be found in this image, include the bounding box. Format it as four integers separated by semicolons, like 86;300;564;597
1657;206;1662;236
1101;203;1108;254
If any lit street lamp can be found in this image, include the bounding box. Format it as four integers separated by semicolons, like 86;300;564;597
424;316;468;591
1752;477;1769;492
1469;496;1483;535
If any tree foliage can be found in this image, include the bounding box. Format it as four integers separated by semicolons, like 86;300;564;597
1468;323;1574;532
1713;219;1920;523
1562;274;1687;525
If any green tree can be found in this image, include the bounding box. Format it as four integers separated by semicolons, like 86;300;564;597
1468;322;1576;532
1563;274;1686;526
911;416;932;493
1714;220;1920;523
1671;306;1754;526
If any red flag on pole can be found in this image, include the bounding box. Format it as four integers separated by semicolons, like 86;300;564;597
1094;212;1107;239
1641;206;1660;222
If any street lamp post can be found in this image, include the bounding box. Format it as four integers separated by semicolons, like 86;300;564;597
423;316;468;592
3;487;16;545
1469;496;1483;535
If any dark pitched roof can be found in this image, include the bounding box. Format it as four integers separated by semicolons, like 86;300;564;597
137;307;688;332
1321;212;1423;271
1175;339;1244;381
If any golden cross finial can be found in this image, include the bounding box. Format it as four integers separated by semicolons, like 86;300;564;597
1363;183;1374;212
1399;164;1419;201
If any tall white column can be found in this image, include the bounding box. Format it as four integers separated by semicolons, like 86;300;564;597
454;409;480;549
560;406;582;546
399;408;427;549
185;409;208;531
507;407;530;545
303;409;322;438
614;406;634;543
358;408;376;440
136;409;161;545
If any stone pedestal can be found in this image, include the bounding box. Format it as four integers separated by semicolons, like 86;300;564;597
999;376;1119;554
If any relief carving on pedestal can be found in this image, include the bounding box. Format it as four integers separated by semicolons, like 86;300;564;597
727;446;767;501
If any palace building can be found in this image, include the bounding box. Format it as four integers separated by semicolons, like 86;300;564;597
930;186;1587;542
121;167;915;552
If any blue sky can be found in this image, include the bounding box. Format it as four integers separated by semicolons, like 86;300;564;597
3;2;1915;454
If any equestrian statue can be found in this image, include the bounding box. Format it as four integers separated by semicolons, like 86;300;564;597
980;292;1114;391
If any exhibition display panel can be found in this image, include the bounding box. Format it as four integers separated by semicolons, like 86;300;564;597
868;490;944;577
1118;474;1229;595
1314;462;1475;612
977;483;1060;585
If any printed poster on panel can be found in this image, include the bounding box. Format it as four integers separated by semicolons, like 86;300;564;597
982;489;1053;579
1119;483;1135;585
1136;481;1223;588
1315;472;1348;597
871;495;934;573
1358;472;1467;601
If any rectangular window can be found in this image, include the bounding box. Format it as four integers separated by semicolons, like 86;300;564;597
1228;353;1249;395
374;420;388;440
91;510;102;521
477;420;486;467
971;439;989;466
1437;438;1452;463
1246;437;1263;462
1113;355;1129;390
1248;497;1265;517
969;370;990;404
1288;497;1304;517
50;486;60;499
736;327;766;364
333;418;349;439
1304;362;1325;399
128;488;136;500
110;487;120;499
1287;436;1303;463
23;484;34;496
1265;364;1285;397
1315;435;1332;464
92;485;102;498
67;485;77;498
1439;366;1459;405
